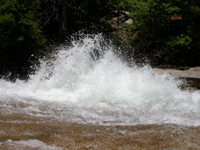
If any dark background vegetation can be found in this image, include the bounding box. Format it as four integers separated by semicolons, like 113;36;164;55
0;0;200;80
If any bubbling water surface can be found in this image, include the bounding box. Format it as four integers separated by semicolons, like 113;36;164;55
0;34;200;126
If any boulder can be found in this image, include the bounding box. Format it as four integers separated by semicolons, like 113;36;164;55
124;19;133;25
118;15;126;24
122;11;130;16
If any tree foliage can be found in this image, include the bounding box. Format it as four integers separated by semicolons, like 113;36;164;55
1;0;200;80
0;0;46;80
0;0;118;80
39;0;118;43
128;0;200;65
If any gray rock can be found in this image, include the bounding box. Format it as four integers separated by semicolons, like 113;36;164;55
114;10;130;16
118;15;126;24
122;11;130;16
124;19;133;25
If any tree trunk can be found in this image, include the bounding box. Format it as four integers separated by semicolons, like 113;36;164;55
59;4;68;42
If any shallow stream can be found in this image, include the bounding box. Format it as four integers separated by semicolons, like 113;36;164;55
0;34;200;149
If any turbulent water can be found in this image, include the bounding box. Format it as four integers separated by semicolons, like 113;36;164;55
0;139;62;150
0;34;200;126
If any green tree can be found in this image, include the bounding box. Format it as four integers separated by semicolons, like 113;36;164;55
39;0;118;43
128;0;200;66
0;0;46;80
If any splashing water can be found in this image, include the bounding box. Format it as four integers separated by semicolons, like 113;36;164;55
0;139;62;150
0;34;200;126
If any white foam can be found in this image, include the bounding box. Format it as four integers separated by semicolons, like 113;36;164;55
0;130;6;135
0;139;62;150
0;34;200;126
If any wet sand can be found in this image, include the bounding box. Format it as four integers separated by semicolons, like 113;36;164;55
0;114;200;149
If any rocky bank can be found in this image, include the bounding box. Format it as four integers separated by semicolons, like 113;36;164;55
153;66;200;90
